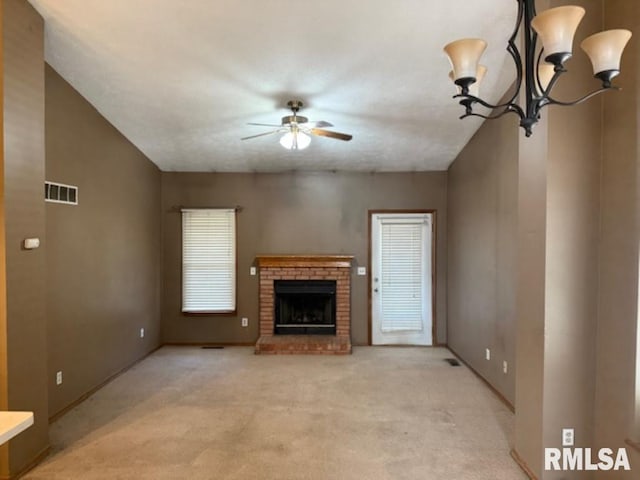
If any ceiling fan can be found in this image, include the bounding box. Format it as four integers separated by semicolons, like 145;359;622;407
241;100;352;150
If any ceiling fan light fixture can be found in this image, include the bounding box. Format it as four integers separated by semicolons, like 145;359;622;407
279;131;311;150
243;100;351;147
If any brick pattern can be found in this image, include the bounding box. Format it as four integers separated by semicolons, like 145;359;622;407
256;265;352;354
255;335;351;355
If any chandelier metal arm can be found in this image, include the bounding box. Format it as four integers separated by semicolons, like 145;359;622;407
545;86;619;107
451;0;526;112
504;0;526;107
452;0;535;133
534;49;566;98
535;48;546;95
522;0;540;127
460;103;525;121
541;68;565;98
453;93;525;118
452;93;517;112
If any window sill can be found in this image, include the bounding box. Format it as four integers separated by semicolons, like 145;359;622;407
182;310;237;317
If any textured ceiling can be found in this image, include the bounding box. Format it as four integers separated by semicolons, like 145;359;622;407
28;0;516;172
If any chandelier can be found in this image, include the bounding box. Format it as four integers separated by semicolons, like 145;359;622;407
444;1;632;137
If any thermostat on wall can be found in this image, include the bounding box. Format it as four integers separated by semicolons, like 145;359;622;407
23;238;40;250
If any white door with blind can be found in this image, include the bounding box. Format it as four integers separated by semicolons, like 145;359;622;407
371;213;433;345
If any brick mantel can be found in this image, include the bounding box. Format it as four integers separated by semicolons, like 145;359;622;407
255;255;353;354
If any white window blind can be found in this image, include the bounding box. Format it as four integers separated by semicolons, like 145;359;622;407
380;219;426;332
182;209;236;313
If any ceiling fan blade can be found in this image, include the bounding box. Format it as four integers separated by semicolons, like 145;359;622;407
247;122;283;127
310;128;353;141
241;130;281;141
308;120;334;128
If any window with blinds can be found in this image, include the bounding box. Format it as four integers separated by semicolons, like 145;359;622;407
182;209;236;313
380;219;426;332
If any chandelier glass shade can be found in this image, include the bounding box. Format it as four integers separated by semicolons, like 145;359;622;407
444;39;488;83
530;6;585;61
444;0;632;137
581;29;633;81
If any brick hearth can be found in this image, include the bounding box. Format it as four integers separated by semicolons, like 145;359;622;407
255;255;353;355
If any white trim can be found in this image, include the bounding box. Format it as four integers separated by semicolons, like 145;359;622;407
371;213;433;345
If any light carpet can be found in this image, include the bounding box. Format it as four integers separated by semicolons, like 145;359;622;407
23;346;527;479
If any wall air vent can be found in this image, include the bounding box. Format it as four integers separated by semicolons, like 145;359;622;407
45;181;78;205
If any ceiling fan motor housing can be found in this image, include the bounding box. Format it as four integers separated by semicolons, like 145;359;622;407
281;115;308;126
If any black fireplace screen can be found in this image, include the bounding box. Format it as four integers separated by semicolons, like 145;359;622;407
274;280;336;335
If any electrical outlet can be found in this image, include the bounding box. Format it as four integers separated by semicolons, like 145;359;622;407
562;428;575;447
357;266;367;276
503;360;508;374
241;317;248;327
140;328;145;338
485;348;491;361
56;371;63;386
250;267;257;276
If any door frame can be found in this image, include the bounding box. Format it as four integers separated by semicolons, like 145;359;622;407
367;209;437;346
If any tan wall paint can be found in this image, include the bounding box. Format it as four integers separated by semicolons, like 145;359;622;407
45;65;162;418
0;1;8;475
161;172;447;346
594;1;640;477
514;111;549;479
447;110;519;405
542;1;603;470
447;1;638;477
2;0;49;475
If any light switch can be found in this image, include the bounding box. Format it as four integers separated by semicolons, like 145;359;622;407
357;267;367;276
250;267;257;276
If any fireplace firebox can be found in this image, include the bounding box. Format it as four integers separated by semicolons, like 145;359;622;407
274;280;336;335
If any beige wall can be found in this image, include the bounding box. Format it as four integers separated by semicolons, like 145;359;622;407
542;0;603;470
447;1;640;477
594;1;640;478
45;65;162;418
2;0;638;477
161;172;447;346
0;2;6;472
447;111;519;405
2;0;49;475
514;110;549;479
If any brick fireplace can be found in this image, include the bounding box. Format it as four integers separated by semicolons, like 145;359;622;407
255;255;353;354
